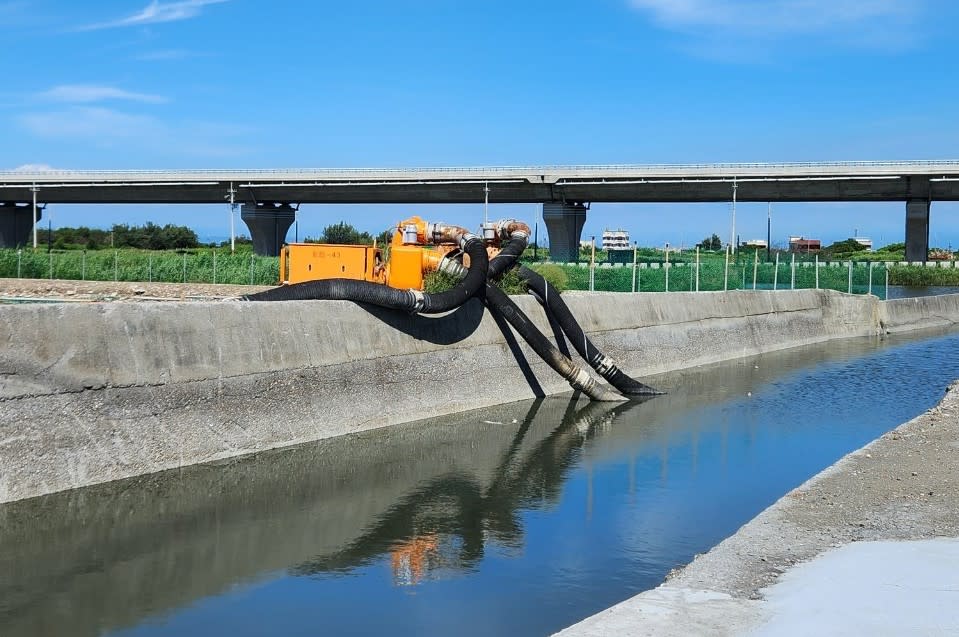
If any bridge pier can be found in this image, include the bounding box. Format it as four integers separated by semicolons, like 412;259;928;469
905;200;930;262
543;202;587;262
0;203;41;248
241;203;295;256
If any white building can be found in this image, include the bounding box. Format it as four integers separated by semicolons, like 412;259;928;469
602;229;631;251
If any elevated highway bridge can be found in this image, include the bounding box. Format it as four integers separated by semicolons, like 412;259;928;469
2;161;958;261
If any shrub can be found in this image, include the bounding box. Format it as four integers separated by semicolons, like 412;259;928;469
528;263;568;292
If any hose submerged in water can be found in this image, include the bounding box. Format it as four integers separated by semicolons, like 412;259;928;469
516;265;663;396
477;221;625;401
485;221;662;396
483;284;625;402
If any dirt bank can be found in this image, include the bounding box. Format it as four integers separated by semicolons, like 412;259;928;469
0;277;272;302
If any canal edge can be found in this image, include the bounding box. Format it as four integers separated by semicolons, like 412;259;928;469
556;379;959;636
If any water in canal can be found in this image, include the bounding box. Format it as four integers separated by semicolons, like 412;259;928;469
3;328;959;637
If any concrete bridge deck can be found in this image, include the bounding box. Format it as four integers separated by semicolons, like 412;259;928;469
2;161;958;260
2;161;959;204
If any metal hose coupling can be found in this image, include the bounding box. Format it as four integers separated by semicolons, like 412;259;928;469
458;233;482;251
568;368;626;403
427;222;475;246
496;219;531;240
437;256;468;280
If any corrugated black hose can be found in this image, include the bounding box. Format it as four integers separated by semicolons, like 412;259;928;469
483;283;625;402
516;265;663;396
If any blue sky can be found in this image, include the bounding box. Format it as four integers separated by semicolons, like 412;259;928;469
2;0;958;248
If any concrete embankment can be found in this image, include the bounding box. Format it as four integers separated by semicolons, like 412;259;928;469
0;289;956;503
557;380;959;636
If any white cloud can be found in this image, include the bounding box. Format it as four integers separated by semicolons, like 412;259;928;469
19;107;162;140
630;0;916;33
17;107;255;157
39;84;167;104
80;0;229;30
12;163;57;173
628;0;922;55
136;49;196;61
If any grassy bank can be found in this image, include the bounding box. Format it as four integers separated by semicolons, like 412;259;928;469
3;247;956;293
888;265;959;286
0;248;279;286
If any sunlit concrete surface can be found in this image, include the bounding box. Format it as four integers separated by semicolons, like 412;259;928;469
751;539;959;636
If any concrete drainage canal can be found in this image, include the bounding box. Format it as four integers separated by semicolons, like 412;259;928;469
2;327;959;636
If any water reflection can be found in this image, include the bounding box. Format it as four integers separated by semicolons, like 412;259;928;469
2;328;958;637
0;394;651;637
292;398;648;586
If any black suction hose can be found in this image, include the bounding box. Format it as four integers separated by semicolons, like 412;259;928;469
483;283;625;402
517;265;663;396
420;236;489;313
242;236;489;314
488;235;528;280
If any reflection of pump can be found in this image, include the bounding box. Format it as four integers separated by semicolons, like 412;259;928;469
390;534;439;586
292;395;656;585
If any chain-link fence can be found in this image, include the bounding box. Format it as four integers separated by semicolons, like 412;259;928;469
0;248;942;300
546;259;895;298
0;249;279;286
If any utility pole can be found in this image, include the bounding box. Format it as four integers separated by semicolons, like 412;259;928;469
31;185;39;249
729;178;738;255
767;202;772;262
228;182;237;254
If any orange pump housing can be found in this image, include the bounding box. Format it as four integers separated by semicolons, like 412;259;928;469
280;243;386;286
279;241;451;290
279;215;489;289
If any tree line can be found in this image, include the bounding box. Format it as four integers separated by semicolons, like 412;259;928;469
47;223;200;251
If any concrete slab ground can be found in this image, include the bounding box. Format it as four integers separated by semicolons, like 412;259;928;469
558;381;959;636
753;539;959;636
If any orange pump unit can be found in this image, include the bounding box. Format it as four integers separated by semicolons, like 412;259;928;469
280;243;386;285
279;216;467;290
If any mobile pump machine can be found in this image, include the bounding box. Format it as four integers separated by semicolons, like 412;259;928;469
245;216;661;400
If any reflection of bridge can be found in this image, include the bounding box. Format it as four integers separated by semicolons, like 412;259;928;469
2;161;958;260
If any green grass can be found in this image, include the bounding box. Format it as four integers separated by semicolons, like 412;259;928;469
0;248;279;286
888;265;959;286
529;261;894;296
6;247;953;293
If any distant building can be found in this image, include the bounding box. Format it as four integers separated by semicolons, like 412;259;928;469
789;236;821;253
742;239;768;249
851;236;873;250
602;229;631;251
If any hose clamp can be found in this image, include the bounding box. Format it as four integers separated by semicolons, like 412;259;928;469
460;233;480;251
409;289;427;313
570;368;592;391
595;354;615;375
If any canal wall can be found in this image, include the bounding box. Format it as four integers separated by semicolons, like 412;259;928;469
880;293;959;332
0;290;956;503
